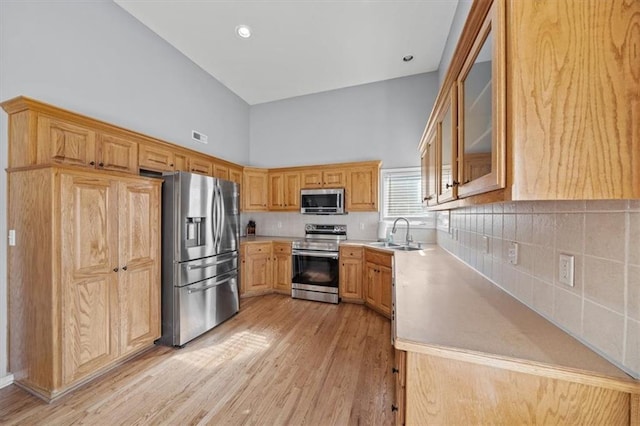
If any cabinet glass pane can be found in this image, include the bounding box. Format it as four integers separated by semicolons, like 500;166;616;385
440;106;453;194
463;31;493;184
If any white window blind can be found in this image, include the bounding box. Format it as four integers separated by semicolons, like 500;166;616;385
381;168;427;220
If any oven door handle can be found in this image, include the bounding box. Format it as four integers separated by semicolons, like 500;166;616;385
292;250;339;259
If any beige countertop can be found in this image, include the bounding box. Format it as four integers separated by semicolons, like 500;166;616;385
393;246;638;387
240;235;299;244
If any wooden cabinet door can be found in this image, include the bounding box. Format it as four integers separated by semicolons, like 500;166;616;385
117;181;161;356
139;144;175;172
421;132;438;207
189;156;213;175
229;167;243;185
38;115;96;168
243;169;269;211
283;172;301;209
272;243;292;293
379;265;392;317
60;173;119;386
213;163;229;180
393;349;407;425
244;243;272;293
364;262;380;307
323;170;345;187
301;170;323;188
96;133;138;174
173;152;190;172
346;166;378;211
269;172;285;209
339;258;363;300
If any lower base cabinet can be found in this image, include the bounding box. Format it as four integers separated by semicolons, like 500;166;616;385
339;247;364;301
240;242;292;296
8;167;161;400
364;249;393;318
399;349;639;425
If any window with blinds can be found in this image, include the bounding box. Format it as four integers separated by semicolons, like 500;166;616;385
381;167;430;221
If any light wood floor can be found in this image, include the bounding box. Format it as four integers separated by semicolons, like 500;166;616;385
0;294;395;425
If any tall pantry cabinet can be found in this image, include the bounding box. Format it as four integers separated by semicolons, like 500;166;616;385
8;167;161;400
3;98;162;400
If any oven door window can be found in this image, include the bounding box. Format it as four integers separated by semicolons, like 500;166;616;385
292;253;339;289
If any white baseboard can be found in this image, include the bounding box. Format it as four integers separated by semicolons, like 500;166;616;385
0;373;14;389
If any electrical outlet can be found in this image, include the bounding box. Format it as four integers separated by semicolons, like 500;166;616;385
8;230;16;246
559;253;575;287
482;235;489;254
508;242;518;265
454;228;459;241
277;221;282;229
359;223;365;230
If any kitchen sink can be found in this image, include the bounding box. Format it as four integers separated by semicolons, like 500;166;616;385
367;242;422;251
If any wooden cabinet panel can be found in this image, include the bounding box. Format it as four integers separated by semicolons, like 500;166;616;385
229;167;243;185
405;352;632;425
242;243;273;295
272;243;292;293
213;163;229;180
323;170;345;187
420;132;437;206
96;133;138;174
301;170;323;188
346;166;378;211
60;174;119;386
509;0;639;199
269;171;300;211
393;349;406;426
173;152;190;172
38;115;96;168
139;144;175;172
189;156;213;176
243;168;269;211
364;249;392;318
340;258;363;301
118;181;160;356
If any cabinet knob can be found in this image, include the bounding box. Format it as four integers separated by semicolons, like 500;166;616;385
391;405;398;412
113;267;119;272
392;367;399;374
170;163;174;167
98;162;104;167
122;265;128;271
89;161;96;166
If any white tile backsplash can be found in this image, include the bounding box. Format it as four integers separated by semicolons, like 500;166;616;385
437;200;640;378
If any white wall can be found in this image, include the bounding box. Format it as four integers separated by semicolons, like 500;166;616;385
0;0;250;384
249;72;439;168
438;0;473;84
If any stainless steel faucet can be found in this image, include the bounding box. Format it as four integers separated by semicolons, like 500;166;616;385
392;217;412;245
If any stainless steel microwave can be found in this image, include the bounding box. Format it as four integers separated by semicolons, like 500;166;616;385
300;188;345;215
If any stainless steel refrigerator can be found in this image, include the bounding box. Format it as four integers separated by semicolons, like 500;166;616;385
158;171;240;346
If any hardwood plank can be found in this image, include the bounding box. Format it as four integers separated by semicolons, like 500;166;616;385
0;295;394;425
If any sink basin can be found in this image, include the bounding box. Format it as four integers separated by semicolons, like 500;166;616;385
367;242;422;251
368;241;401;248
392;245;423;251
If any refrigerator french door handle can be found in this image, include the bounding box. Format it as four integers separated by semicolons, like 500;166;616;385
187;272;236;294
217;184;226;251
186;255;237;270
212;183;220;251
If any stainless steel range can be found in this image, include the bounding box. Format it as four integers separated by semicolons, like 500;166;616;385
291;224;346;304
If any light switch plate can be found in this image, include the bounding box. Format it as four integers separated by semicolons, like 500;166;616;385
8;230;16;246
559;253;575;287
482;235;489;254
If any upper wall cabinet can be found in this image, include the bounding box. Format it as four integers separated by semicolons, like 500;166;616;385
420;0;639;207
457;1;505;199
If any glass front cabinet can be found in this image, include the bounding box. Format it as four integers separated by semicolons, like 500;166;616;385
420;0;505;208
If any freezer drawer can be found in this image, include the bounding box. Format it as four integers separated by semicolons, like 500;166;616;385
177;252;238;287
174;272;239;346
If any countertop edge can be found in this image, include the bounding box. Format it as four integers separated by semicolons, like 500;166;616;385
395;338;640;394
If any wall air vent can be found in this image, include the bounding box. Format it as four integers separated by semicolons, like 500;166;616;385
192;130;208;144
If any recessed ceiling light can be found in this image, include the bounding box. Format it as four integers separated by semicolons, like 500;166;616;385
403;55;414;62
236;25;252;39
